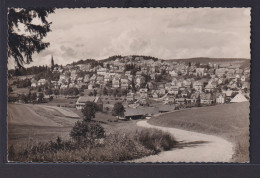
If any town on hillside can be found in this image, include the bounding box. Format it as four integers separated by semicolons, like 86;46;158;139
8;55;250;120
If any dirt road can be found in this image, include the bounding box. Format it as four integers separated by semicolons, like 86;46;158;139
133;120;234;162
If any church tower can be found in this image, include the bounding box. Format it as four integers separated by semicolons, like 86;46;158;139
51;55;54;70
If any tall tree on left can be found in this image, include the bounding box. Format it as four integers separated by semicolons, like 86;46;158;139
8;8;55;68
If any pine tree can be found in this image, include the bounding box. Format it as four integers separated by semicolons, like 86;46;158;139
8;8;55;68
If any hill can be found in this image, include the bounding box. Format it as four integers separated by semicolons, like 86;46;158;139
168;57;249;64
148;102;250;162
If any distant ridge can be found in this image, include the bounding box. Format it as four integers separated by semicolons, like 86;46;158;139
69;55;250;66
168;57;249;63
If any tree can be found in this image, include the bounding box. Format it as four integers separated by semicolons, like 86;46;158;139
70;121;105;142
8;8;55;68
8;86;13;93
93;89;97;96
54;89;59;97
20;94;28;103
112;102;125;120
38;93;44;103
45;88;53;96
82;102;99;122
31;92;37;101
103;87;108;96
67;87;79;96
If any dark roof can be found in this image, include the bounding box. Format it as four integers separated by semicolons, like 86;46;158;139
158;105;175;112
124;107;159;117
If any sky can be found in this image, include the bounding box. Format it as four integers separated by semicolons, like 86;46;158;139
8;8;251;68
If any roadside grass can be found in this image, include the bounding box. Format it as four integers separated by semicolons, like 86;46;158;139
8;128;177;162
148;102;250;162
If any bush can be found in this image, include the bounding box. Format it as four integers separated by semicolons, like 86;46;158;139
70;121;105;142
9;128;177;162
138;129;176;153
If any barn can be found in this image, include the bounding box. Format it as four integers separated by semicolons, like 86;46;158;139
76;96;103;111
124;107;159;120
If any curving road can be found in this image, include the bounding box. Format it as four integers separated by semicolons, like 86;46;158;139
132;120;234;163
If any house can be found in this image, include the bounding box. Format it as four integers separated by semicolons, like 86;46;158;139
193;81;204;92
31;79;37;87
176;98;186;105
60;84;68;89
152;92;159;98
77;77;83;83
205;83;216;92
181;90;188;98
83;75;90;83
97;67;108;76
141;66;148;74
120;78;129;89
150;73;156;80
125;71;131;76
104;74;111;83
190;92;200;103
230;93;248;103
76;96;103;110
200;93;213;105
168;86;179;95
165;83;172;91
169;70;178;77
135;76;144;88
196;68;206;77
215;68;226;77
158;89;166;96
96;76;104;85
216;93;226;104
51;81;60;89
112;77;120;88
37;79;47;86
126;92;135;102
88;84;93;90
219;63;230;68
89;75;97;84
139;88;148;98
166;95;176;104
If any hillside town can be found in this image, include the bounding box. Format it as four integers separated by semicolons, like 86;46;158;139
8;55;250;120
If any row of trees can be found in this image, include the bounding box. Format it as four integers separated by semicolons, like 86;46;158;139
18;92;46;103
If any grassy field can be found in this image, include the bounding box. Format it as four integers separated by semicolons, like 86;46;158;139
8;103;177;162
148;102;250;162
8;103;80;147
8;103;125;148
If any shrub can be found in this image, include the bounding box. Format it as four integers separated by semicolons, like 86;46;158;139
70;121;105;142
138;129;176;153
9;128;177;162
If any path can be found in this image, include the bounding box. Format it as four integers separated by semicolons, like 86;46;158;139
132;120;234;162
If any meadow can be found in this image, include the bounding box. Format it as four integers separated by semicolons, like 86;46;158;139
148;102;250;162
8;103;177;162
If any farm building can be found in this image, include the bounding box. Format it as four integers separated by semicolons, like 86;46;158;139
124;107;159;120
76;96;103;110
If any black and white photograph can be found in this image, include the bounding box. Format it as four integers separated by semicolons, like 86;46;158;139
7;8;250;163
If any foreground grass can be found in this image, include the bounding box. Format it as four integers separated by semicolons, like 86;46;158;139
8;128;177;162
148;102;250;162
